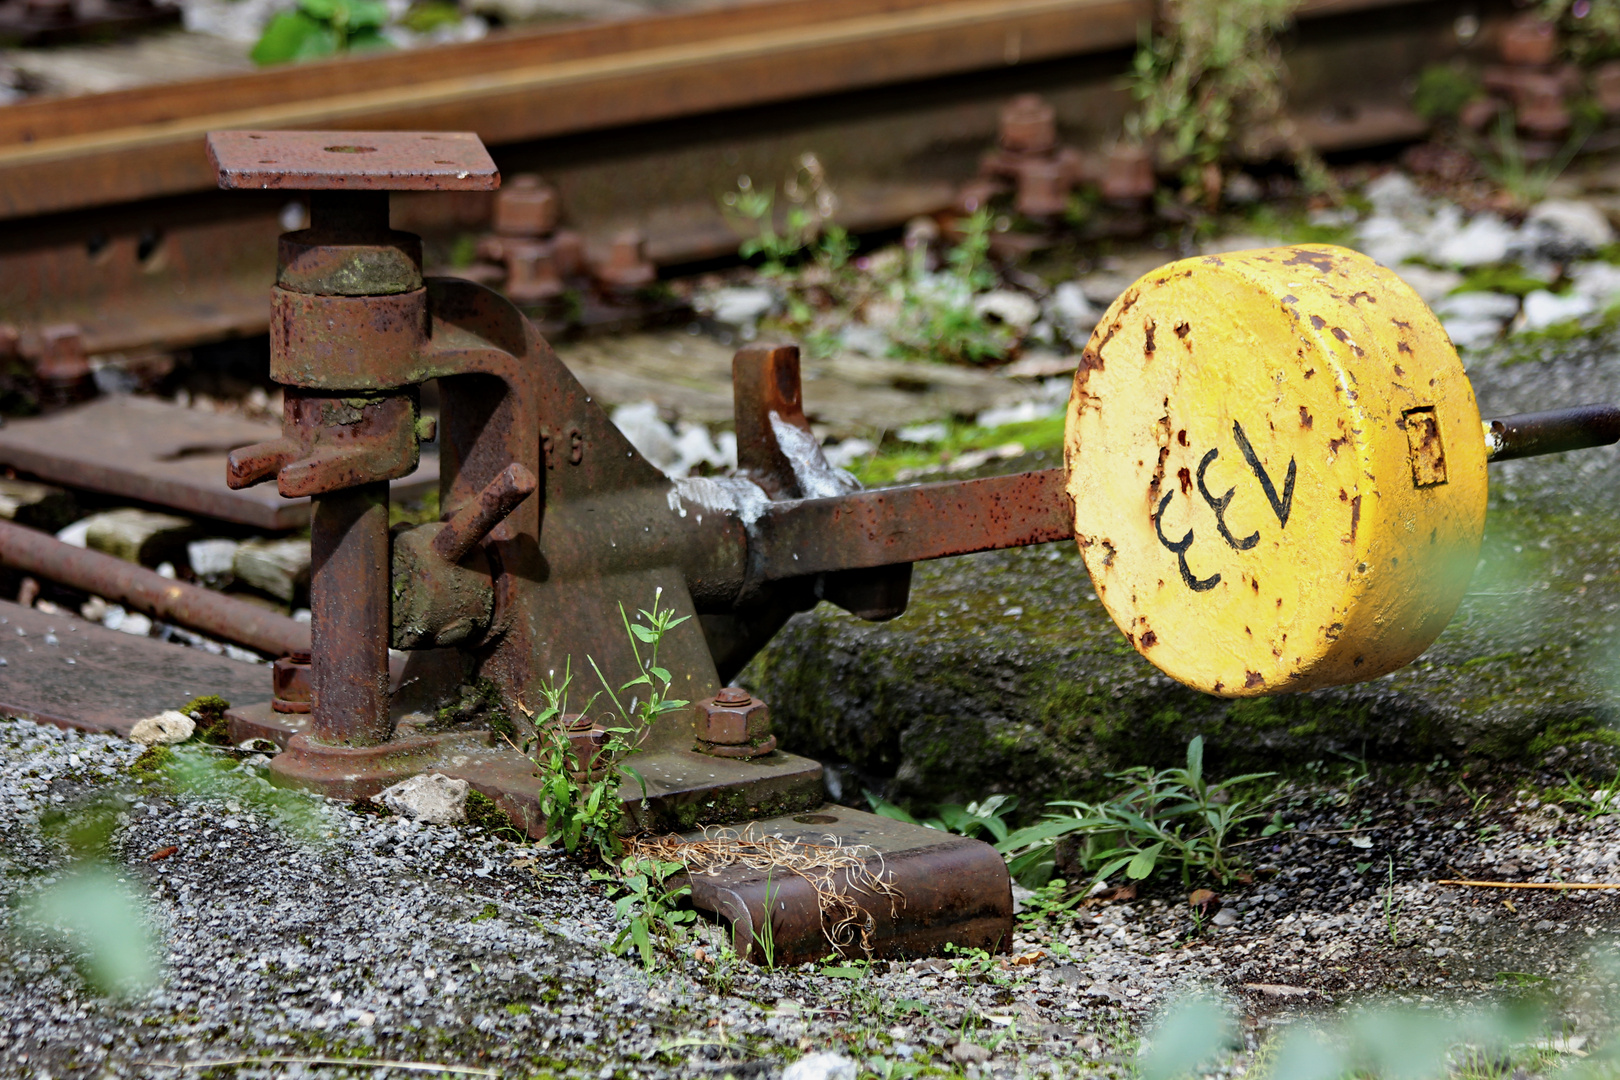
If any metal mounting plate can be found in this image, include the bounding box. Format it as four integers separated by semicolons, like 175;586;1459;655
680;806;1015;965
0;599;273;736
207;131;500;191
0;396;438;530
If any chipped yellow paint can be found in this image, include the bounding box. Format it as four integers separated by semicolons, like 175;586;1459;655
1063;244;1487;696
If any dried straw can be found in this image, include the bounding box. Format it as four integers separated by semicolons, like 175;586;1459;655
630;825;905;956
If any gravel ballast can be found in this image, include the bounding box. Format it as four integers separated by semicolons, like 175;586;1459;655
2;717;1620;1078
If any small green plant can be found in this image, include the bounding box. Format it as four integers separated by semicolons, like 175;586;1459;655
1469;110;1591;209
251;0;391;65
1554;772;1619;819
521;588;689;864
1411;63;1483;123
596;855;695;970
867;792;1017;843
721;155;851;276
756;868;779;970
997;736;1284;887
180;694;232;744
1124;0;1322;201
1016;877;1084;934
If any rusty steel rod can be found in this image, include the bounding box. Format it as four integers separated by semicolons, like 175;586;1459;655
754;468;1072;581
1484;404;1620;462
0;518;310;657
308;484;392;746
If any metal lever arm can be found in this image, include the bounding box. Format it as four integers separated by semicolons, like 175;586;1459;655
431;462;538;563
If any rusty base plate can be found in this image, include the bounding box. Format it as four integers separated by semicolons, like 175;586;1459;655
0;396;438;530
679;806;1014;966
0;598;272;735
227;699;825;824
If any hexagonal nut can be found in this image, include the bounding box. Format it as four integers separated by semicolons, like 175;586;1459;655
696;694;771;745
493;175;559;237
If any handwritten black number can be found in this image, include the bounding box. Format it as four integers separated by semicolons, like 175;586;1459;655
1195;448;1259;551
1232;420;1295;527
1154;489;1221;592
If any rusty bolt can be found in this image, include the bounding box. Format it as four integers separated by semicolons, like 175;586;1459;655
272;649;313;713
695;688;775;759
1596;62;1620;117
595;229;657;293
1499;14;1559;67
1100;144;1157;206
493;174;560;238
559;712;608;776
34;323;94;408
503;238;565;305
999;94;1057;156
1015;158;1070;219
552;229;586;278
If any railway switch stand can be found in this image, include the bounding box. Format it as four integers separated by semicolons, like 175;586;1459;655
4;128;1620;963
202;129;1019;964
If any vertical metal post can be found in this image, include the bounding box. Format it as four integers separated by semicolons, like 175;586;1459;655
309;481;391;746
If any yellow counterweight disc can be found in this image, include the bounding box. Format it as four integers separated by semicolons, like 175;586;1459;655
1064;244;1488;696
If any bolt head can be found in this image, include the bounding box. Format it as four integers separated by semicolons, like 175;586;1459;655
696;693;770;745
493;175;559;237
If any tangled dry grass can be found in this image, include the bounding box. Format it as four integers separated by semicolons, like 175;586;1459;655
630;826;907;955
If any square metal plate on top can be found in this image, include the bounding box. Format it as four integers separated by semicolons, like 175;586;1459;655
206;131;500;191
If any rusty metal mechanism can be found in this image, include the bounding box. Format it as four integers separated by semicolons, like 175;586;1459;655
191;128;1058;963
11;137;1618;962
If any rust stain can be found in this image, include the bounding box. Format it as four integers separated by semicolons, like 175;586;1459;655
1299;406;1313;430
1309;314;1327;330
1244;670;1265;688
1349;493;1361;542
1283;248;1337;271
1177;466;1192;494
1140;630;1158;648
1143;317;1157;358
1174;321;1191;339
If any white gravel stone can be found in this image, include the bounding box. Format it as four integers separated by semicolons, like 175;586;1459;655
1437;212;1515;267
375;773;469;825
704;286;776;331
1433;291;1520;321
972;290;1040;331
1364;171;1430;220
1392;265;1464;305
1520;200;1616;258
1046;281;1100;341
186;538;239;579
1570;261;1620;305
1517;290;1597;332
1356;215;1423;267
784;1053;859;1080
129;711;195;746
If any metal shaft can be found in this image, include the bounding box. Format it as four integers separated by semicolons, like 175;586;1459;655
0;517;309;657
1484;404;1620;462
309;482;391;746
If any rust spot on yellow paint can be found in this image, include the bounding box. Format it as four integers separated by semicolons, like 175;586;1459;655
1299;407;1313;430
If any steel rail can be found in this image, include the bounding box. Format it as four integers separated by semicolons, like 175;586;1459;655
0;518;310;657
0;0;1435;221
